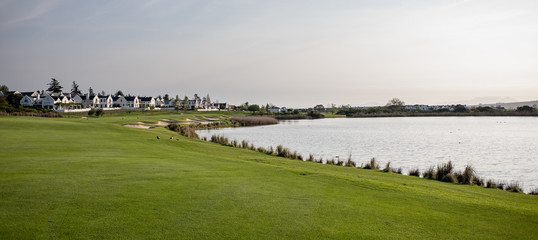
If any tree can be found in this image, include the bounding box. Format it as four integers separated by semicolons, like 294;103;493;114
47;78;63;93
71;81;81;95
116;90;124;96
89;87;94;95
516;105;535;112
100;90;106;96
6;93;22;108
248;104;260;112
182;96;189;110
453;104;468;113
206;94;211;104
163;94;170;101
386;98;405;106
386;98;405;112
174;95;181;110
0;84;9;92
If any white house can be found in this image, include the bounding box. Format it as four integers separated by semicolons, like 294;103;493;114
20;95;36;107
97;95;113;108
117;96;140;109
40;95;56;110
139;97;155;108
154;97;164;107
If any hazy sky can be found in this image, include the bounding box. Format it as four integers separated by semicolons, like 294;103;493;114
1;0;537;107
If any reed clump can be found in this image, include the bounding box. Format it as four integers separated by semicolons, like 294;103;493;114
230;116;278;126
505;182;523;193
363;158;379;170
206;135;532;194
408;168;420;177
167;124;199;139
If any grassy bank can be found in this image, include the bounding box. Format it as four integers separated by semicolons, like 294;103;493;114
1;113;537;239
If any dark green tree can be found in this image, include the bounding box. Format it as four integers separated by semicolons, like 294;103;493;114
247;104;260;112
116;90;124;96
71;81;81;95
47;78;63;93
516;105;535;112
453;104;468;113
0;84;9;92
163;94;170;101
89;87;94;95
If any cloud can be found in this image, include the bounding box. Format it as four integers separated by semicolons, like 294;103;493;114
0;0;62;27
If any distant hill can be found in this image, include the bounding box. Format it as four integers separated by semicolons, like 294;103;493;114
474;100;538;110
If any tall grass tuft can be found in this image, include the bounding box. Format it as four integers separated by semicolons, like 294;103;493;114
423;166;435;179
241;140;249;149
307;154;314;162
408;168;420;177
462;165;476;184
435;161;454;182
383;162;393;173
486;179;497;189
505;182;522;193
363;158;379;170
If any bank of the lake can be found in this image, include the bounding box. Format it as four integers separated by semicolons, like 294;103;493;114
1;113;537;239
199;116;538;192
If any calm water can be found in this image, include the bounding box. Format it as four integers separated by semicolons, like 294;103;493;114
198;117;538;191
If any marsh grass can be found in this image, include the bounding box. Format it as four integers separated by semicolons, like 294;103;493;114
230;116;278;126
363;158;379;170
505;182;523;193
167;123;199;138
208;134;529;194
435;161;454;182
383;162;393;173
423;166;435;179
408;168;420;177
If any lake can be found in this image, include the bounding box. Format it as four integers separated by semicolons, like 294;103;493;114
198;117;538;191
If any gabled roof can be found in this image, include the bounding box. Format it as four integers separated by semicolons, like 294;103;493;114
139;97;154;101
124;96;138;101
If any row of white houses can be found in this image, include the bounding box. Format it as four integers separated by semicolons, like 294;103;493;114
11;91;229;111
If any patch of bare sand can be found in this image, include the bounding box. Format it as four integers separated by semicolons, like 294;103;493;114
124;125;154;129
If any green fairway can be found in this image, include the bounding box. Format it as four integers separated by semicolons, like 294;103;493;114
1;113;537;239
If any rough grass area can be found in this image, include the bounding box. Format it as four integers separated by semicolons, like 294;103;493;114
0;114;537;239
230;115;278;126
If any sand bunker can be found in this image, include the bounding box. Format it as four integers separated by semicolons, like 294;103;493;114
124;124;154;129
137;121;171;126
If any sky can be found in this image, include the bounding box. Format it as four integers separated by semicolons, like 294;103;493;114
1;0;537;107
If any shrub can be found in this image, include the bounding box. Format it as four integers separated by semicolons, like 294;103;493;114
408;168;420;177
528;188;538;195
307;154;314;162
95;108;104;117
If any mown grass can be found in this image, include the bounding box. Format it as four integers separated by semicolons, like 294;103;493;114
1;114;537;239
